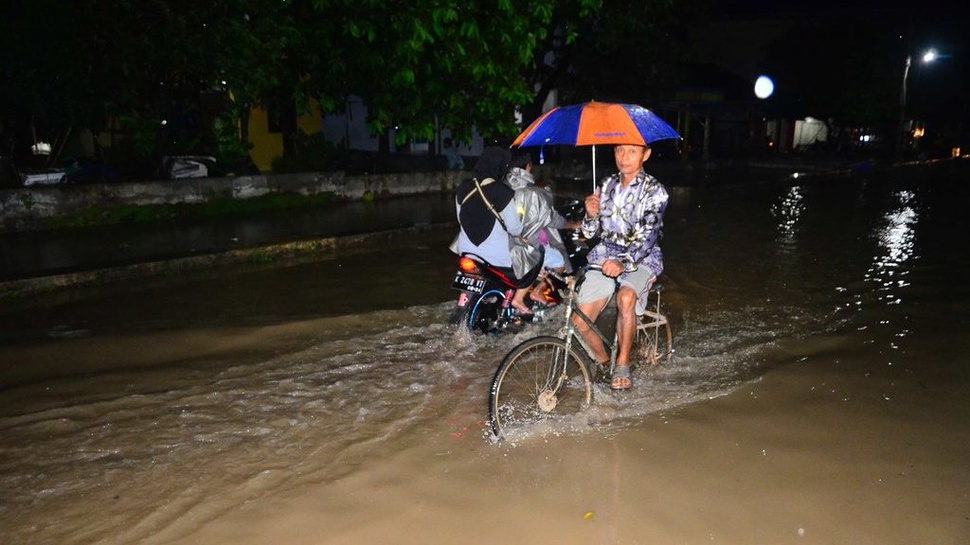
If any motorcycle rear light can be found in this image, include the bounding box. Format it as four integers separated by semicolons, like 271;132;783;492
459;257;480;274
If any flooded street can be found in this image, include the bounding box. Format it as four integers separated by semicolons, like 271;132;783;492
1;162;968;544
0;193;459;281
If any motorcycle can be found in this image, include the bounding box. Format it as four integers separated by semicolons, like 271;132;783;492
448;252;545;334
449;197;596;334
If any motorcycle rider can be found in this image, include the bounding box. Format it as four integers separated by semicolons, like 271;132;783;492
504;150;577;314
453;147;521;268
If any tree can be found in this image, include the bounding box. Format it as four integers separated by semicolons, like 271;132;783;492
0;1;307;171
518;0;700;125
315;0;601;146
1;0;701;176
0;1;99;163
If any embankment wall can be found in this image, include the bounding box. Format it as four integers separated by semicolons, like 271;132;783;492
0;170;468;233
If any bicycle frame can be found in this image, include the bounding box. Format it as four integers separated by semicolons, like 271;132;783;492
636;289;670;364
558;270;671;376
559;282;620;378
488;269;671;437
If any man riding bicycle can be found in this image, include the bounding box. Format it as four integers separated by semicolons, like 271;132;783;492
573;144;668;390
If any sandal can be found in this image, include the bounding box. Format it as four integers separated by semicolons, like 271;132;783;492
610;364;632;391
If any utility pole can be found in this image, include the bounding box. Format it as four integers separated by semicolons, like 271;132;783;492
896;55;912;157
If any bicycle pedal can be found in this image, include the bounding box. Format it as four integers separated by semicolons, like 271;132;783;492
588;363;610;384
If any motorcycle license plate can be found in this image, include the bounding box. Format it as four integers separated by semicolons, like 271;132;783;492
451;271;485;294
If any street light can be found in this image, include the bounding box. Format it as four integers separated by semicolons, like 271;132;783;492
897;49;938;155
754;75;774;99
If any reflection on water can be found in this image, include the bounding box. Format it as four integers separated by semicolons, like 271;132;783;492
868;189;918;296
0;162;968;544
771;185;805;242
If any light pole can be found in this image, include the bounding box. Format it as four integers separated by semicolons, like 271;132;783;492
897;49;938;156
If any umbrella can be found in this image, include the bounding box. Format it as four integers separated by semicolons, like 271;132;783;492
511;101;680;189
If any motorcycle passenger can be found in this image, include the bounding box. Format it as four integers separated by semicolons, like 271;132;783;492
454;147;522;268
504;150;578;315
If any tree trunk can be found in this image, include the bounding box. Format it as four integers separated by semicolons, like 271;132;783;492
377;128;391;173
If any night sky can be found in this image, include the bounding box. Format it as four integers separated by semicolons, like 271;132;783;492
702;0;969;136
711;0;969;19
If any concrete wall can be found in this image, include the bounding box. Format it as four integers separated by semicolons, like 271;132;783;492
0;170;468;233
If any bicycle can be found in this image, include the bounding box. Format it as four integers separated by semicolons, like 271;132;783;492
487;266;673;439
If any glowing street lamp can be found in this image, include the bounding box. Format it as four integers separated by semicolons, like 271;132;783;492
754;75;774;99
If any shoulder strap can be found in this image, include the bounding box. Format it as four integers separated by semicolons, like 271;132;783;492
461;178;509;232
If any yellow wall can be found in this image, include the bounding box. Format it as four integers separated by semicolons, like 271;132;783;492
298;100;323;135
246;107;282;173
247;100;324;173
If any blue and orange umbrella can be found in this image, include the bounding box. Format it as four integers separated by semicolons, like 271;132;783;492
511;101;680;188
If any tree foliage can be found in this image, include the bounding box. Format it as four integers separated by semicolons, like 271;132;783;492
557;0;695;106
320;0;601;144
1;0;301;167
1;0;698;173
514;0;697;128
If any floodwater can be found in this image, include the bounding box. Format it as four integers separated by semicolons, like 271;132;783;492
0;161;968;544
0;194;459;280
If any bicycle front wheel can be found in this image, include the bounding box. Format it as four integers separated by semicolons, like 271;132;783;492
488;336;592;439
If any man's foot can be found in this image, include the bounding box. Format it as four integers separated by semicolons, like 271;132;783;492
529;291;555;304
610;364;632;390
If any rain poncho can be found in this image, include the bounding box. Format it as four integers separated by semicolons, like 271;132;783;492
505;166;573;279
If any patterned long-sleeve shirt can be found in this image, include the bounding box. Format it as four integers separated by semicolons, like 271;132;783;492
581;169;668;278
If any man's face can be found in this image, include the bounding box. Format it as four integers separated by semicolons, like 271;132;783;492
614;145;651;178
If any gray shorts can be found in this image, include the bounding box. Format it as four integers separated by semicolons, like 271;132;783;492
575;267;657;315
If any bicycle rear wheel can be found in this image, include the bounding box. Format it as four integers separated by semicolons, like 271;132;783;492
635;310;673;366
488;336;592;439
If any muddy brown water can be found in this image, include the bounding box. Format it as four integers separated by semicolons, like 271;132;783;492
0;161;967;544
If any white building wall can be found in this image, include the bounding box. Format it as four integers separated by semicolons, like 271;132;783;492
793;118;828;148
321;94;486;158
